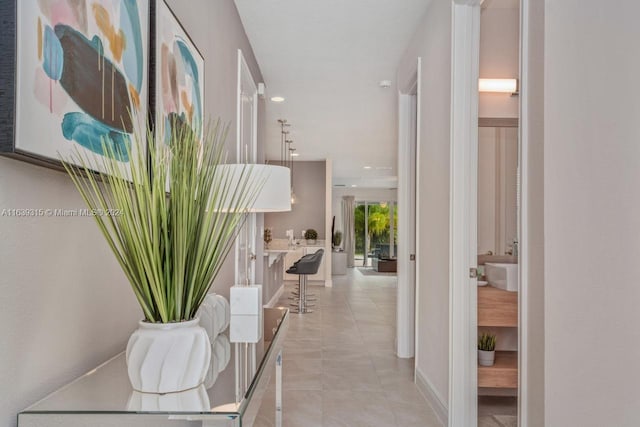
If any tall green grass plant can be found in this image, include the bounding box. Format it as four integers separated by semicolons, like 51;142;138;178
62;119;261;323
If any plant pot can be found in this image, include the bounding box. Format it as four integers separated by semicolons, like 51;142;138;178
197;293;230;343
307;239;317;245
126;318;211;393
204;333;231;388
478;349;495;367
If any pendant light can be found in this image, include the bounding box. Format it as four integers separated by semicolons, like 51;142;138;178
289;147;297;205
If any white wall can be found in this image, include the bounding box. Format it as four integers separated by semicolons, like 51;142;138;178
478;127;518;255
397;0;451;410
479;6;519;118
544;1;640;425
0;2;263;426
478;128;498;253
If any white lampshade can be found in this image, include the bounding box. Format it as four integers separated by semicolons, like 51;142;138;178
213;164;291;212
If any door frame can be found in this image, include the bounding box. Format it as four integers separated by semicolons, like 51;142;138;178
397;58;421;359
450;1;533;426
448;0;480;426
235;49;258;286
518;0;532;423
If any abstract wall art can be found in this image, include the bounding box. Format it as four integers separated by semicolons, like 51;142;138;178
154;0;204;144
0;0;149;171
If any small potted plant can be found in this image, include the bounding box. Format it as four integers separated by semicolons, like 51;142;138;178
332;230;343;250
478;333;497;366
264;227;273;249
62;118;259;394
304;229;318;245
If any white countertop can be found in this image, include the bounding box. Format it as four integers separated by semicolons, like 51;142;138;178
267;239;327;251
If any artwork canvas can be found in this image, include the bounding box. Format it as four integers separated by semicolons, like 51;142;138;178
11;0;149;171
155;0;204;147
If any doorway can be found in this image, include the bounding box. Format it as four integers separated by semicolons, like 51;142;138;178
448;0;526;426
354;201;397;268
235;49;258;286
477;118;519;426
397;59;420;359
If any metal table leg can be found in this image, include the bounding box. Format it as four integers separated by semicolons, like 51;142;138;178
276;350;282;427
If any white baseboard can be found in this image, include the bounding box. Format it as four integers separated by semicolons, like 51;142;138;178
263;284;285;308
415;367;448;426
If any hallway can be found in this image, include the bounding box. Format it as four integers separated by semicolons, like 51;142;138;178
261;269;441;427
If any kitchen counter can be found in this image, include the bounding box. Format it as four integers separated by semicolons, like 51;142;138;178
263;247;296;267
268;239;329;285
267;238;326;249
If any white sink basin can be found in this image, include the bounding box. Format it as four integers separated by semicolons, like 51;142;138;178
484;263;518;292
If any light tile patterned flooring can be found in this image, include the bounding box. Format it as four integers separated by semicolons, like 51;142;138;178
478;396;517;427
256;268;442;427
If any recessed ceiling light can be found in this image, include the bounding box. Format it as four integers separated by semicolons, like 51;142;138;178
270;96;285;102
379;80;392;88
351;184;358;187
291;153;300;157
363;166;372;169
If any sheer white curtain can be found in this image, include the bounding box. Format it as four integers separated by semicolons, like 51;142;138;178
342;196;356;268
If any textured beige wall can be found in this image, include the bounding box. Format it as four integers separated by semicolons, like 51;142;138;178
544;1;640;425
396;0;452;409
264;160;327;240
479;6;520;118
0;2;263;426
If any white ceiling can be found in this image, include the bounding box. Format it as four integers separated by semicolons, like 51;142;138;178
233;0;431;189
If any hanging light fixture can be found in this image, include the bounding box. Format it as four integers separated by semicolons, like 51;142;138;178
277;119;297;205
289;147;297;205
277;119;290;164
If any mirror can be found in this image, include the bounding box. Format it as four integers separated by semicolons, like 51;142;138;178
478;118;518;256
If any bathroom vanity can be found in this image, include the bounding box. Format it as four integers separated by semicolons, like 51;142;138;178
478;284;518;389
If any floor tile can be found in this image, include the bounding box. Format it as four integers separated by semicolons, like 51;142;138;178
274;268;441;426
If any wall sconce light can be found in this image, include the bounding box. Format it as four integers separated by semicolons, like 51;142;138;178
479;78;518;95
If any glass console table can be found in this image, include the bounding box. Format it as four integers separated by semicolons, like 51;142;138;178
19;307;289;427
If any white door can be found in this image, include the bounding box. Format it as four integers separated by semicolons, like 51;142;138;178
397;59;420;359
235;50;258;286
450;1;481;425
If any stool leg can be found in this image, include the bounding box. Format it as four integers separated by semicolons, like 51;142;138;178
298;275;304;313
303;275;307;311
301;275;314;313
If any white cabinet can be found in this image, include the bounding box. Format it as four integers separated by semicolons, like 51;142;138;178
283;246;326;282
332;251;347;275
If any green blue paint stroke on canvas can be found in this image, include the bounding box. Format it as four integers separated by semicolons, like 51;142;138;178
176;37;202;134
62;113;130;162
35;0;145;162
120;0;144;91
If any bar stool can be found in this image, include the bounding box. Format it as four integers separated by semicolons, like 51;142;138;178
286;252;316;311
288;252;318;301
287;249;324;314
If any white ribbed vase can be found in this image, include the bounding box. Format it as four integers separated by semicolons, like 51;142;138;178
126;318;211;393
